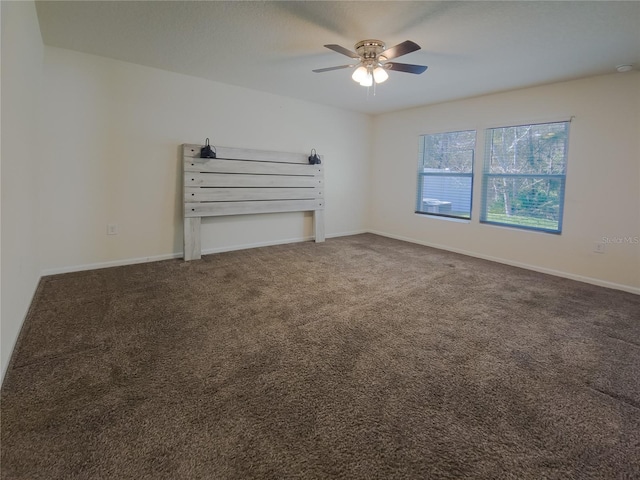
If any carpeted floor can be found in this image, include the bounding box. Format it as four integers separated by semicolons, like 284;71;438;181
2;233;639;479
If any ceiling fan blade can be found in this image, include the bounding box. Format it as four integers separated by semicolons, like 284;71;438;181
386;62;428;74
312;65;355;73
381;40;421;60
324;44;360;59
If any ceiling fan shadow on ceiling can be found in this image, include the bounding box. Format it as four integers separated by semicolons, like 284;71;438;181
313;39;428;87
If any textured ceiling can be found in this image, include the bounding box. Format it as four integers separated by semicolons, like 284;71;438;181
35;1;640;115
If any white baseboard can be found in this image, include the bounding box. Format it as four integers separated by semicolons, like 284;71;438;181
1;275;42;385
40;228;636;295
40;230;368;277
40;252;183;276
368;229;640;295
327;229;368;239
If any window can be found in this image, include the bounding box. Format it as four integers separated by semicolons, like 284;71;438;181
416;130;475;219
481;121;569;233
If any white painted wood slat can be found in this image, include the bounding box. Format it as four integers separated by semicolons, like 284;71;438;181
185;199;323;218
185;187;323;202
185;158;322;176
185;173;322;188
183;144;308;164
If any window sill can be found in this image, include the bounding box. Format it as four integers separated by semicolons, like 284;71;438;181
479;220;561;235
415;213;470;224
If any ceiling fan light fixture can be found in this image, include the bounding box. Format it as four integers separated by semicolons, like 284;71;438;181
373;66;389;84
351;66;368;83
359;72;373;87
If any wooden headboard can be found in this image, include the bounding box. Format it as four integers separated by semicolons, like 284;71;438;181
182;144;325;261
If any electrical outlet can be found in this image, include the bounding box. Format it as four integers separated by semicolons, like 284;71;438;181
107;224;118;235
593;242;605;254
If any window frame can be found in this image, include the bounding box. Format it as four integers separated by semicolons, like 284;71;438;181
415;129;477;221
480;120;570;234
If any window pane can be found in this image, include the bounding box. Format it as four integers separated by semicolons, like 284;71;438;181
423;130;475;172
482;176;565;231
420;174;472;217
481;121;569;233
487;122;568;175
416;130;475;219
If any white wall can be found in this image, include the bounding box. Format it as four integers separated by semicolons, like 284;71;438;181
370;73;640;292
3;11;638;386
1;1;44;380
39;47;371;273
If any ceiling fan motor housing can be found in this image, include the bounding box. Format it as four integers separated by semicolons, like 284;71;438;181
355;40;387;65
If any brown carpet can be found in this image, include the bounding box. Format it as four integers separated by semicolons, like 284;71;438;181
2;233;639;479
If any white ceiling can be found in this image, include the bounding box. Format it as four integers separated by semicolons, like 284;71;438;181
35;1;640;115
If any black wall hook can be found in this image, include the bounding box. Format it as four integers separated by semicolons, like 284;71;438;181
308;148;321;165
200;138;217;159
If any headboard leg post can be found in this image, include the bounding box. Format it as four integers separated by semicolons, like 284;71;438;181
184;217;202;260
314;209;325;243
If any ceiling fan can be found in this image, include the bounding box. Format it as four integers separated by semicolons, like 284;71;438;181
313;39;428;86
